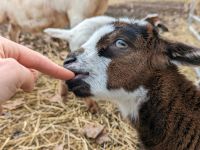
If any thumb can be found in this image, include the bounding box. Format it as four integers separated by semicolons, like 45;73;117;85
0;58;38;101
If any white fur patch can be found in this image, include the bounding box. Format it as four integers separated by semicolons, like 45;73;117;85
93;86;149;120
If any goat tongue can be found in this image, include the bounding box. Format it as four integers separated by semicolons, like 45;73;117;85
73;72;89;80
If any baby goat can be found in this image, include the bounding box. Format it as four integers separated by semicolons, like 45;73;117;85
0;0;108;42
45;14;168;113
63;18;200;149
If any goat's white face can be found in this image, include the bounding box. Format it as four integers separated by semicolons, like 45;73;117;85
74;25;114;98
64;19;200;119
65;25;114;98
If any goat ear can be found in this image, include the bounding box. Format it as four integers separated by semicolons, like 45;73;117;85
144;14;169;32
165;41;200;66
44;28;71;41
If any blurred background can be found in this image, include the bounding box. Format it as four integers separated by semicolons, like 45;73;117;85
0;0;200;149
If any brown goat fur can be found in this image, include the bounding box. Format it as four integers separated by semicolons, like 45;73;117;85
63;18;200;149
137;66;200;150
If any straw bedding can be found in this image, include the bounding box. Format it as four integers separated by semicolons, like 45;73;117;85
0;0;200;149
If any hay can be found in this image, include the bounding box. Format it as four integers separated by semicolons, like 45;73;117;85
0;79;138;149
0;0;200;149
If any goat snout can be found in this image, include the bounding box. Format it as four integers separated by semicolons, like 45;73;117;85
64;53;90;81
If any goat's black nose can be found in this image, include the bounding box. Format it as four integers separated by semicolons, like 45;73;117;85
64;56;77;65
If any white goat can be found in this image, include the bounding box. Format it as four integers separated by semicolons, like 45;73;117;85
0;0;108;42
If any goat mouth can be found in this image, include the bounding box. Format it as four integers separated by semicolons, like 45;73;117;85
73;71;89;80
65;72;92;97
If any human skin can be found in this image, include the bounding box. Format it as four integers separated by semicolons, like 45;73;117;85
0;36;75;101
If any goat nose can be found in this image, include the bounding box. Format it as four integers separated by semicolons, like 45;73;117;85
64;56;77;65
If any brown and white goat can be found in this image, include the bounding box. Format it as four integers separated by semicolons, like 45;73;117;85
45;15;168;113
0;0;108;42
63;18;200;149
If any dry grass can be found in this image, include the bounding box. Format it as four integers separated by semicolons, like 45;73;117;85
0;32;139;150
0;82;138;149
0;0;200;150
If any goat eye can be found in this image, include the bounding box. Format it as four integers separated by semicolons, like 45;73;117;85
115;39;128;48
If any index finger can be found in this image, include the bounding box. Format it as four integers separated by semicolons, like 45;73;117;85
0;37;74;80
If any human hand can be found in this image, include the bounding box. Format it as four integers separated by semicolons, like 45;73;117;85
0;36;74;101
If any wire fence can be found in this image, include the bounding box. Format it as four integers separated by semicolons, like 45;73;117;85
188;0;200;41
188;0;200;78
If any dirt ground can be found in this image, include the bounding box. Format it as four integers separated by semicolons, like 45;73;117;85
0;0;200;150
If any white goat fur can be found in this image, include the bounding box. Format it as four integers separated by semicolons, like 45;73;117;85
44;16;115;51
0;0;108;42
